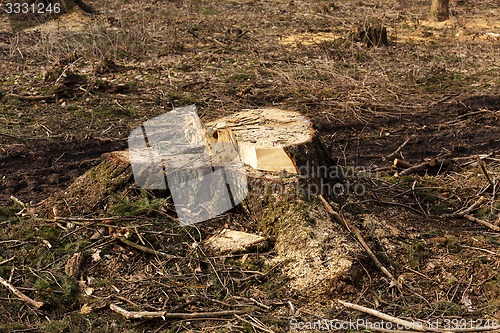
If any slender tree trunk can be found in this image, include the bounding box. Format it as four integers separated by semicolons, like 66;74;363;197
430;0;450;21
73;0;99;14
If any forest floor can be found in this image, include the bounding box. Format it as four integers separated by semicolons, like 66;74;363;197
0;0;499;332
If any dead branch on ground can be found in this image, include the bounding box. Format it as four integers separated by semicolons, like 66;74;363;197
443;197;500;232
0;276;44;309
443;196;486;218
463;214;500;232
384;137;411;161
319;195;400;288
117;237;182;260
339;300;425;331
398;159;451;176
394;158;413;169
338;299;500;332
477;156;495;190
110;303;253;320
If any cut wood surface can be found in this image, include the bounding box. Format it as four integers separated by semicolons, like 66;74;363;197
205;108;315;173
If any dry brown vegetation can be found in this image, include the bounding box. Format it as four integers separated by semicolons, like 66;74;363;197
0;0;499;332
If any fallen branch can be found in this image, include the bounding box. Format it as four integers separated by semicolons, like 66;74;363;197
110;303;252;320
394;158;413;169
0;276;44;309
463;214;500;232
339;299;425;331
384;138;411;161
5;93;55;102
319;195;400;288
398;159;451;176
338;300;500;332
443;196;486;218
0;257;15;266
442;197;500;232
477;156;495;190
117;237;182;260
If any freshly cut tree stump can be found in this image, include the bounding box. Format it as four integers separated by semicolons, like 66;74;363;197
36;107;360;296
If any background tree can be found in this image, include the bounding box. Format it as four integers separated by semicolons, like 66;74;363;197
430;0;450;21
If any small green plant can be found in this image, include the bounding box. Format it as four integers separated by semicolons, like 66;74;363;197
407;239;433;269
109;190;166;216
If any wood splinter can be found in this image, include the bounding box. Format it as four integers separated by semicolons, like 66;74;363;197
0;276;44;309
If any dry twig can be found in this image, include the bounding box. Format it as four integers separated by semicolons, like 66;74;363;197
444;196;487;218
339;299;424;331
384;138;411;161
398;159;451;176
443;197;500;232
338;300;500;332
110;303;252;320
463;214;500;232
319;195;400;288
0;257;15;266
477;156;495;190
117;237;182;260
0;276;44;309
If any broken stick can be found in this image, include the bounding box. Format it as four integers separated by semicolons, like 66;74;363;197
117;237;181;260
393;158;413;170
319;195;401;288
398;159;451;176
110;303;253;320
463;214;500;232
443;197;500;232
0;276;44;309
338;300;426;331
339;299;500;332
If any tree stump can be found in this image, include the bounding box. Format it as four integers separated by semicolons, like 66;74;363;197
355;23;388;47
205;108;343;196
36;107;360;296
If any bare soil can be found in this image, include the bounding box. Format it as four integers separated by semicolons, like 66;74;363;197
0;138;126;205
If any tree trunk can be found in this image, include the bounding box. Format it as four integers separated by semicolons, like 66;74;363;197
8;0;98;32
430;0;450;21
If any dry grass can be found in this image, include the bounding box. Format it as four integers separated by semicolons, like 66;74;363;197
0;0;499;331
